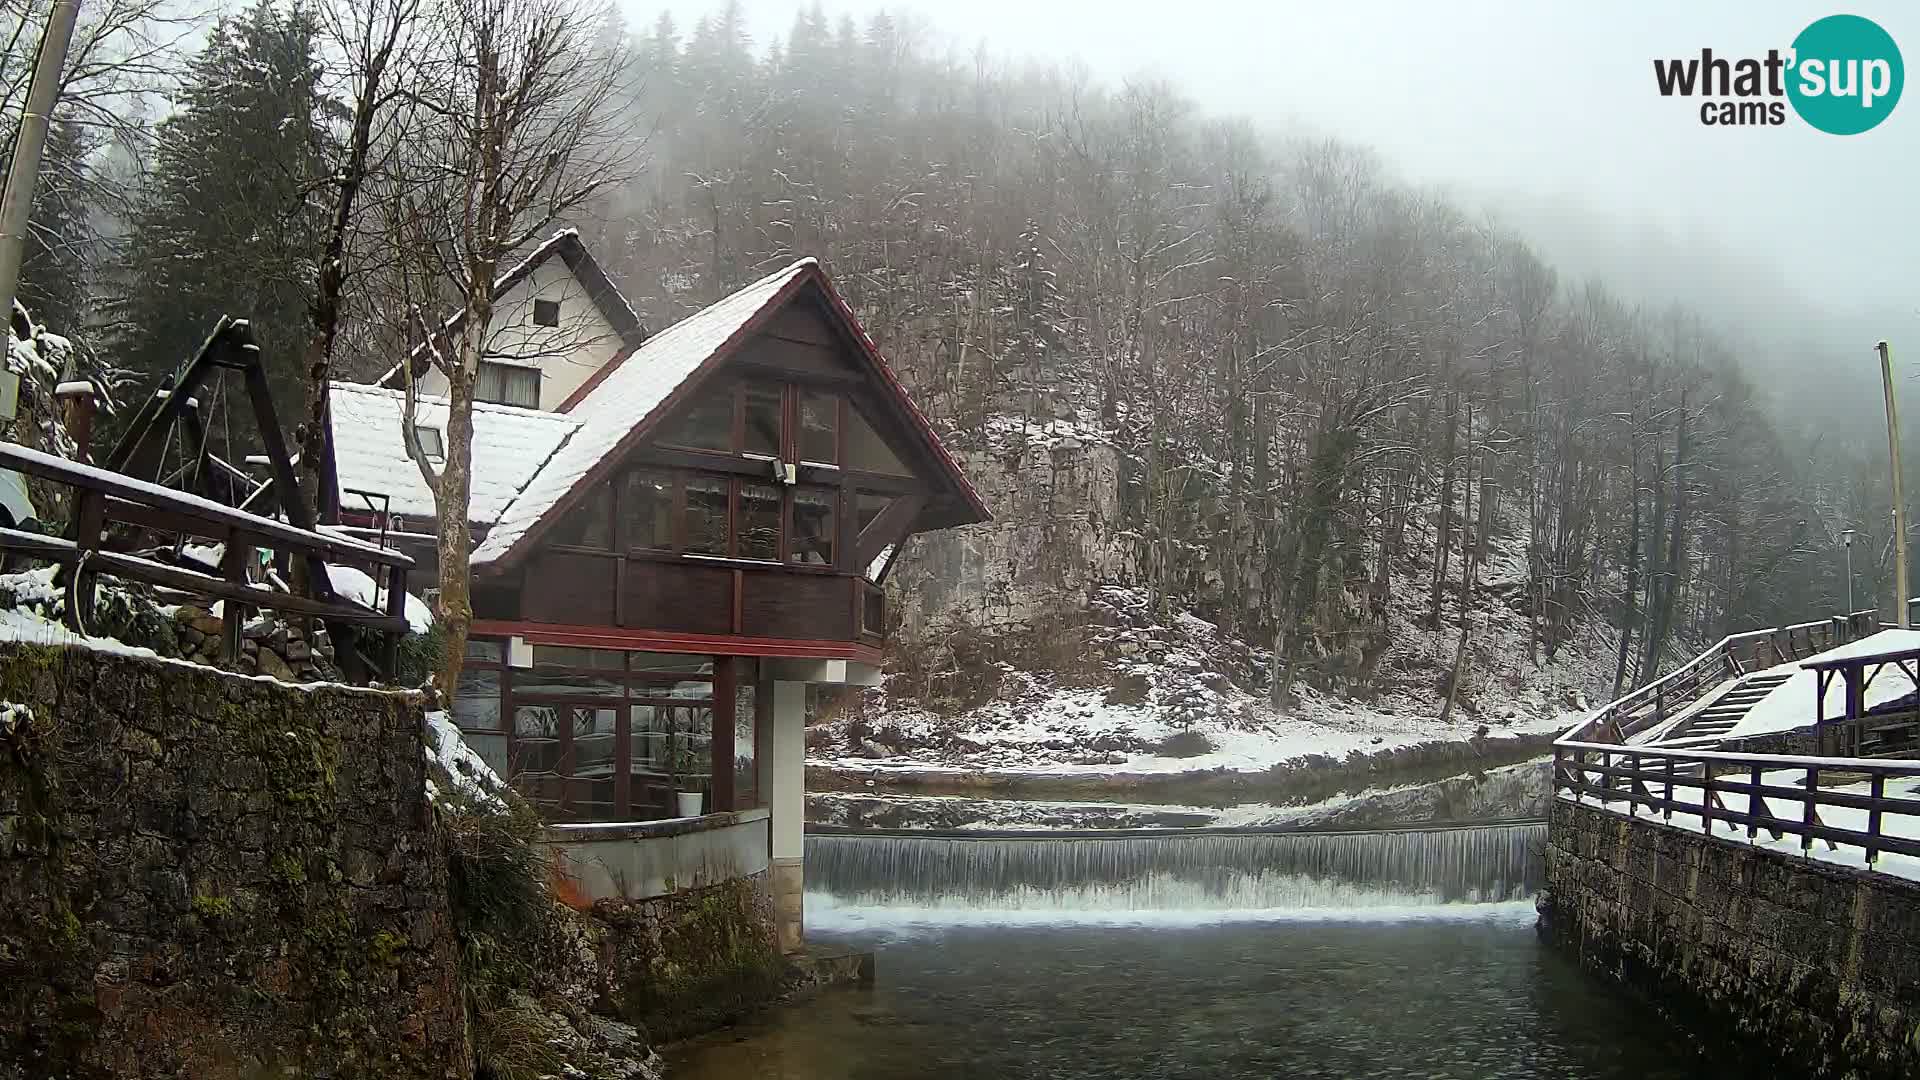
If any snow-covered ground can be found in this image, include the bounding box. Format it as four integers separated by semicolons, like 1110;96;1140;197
812;677;1571;778
810;760;1548;830
1565;767;1920;883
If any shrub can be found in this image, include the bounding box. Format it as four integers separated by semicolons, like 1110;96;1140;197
1155;729;1215;758
442;791;553;1003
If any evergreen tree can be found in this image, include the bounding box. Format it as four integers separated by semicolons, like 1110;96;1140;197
110;0;330;430
16;119;100;336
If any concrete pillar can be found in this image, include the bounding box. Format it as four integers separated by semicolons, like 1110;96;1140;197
769;680;806;952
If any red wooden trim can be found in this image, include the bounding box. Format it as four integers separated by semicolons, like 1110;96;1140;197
472;619;884;664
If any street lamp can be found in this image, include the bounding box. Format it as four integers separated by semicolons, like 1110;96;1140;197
1842;528;1857;614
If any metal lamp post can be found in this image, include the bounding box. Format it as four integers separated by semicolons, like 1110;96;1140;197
1880;341;1909;628
1841;528;1857;615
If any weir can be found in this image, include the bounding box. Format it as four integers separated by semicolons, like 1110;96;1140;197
805;821;1544;910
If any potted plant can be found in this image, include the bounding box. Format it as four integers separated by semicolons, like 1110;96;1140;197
670;714;705;817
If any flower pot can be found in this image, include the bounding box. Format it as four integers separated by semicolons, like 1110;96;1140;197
675;790;705;817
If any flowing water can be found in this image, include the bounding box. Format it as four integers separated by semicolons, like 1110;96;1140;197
672;824;1740;1080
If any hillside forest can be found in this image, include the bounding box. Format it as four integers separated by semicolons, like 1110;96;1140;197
1;0;1907;713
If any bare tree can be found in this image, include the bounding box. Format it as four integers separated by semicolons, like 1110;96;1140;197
387;0;635;694
295;0;424;522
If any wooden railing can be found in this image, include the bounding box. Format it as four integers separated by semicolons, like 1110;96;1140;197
1564;611;1880;744
1554;739;1920;866
0;441;413;682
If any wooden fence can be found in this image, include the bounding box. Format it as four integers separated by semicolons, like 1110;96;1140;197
0;441;412;681
1554;739;1920;866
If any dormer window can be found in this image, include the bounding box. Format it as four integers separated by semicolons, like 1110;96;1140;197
532;299;561;327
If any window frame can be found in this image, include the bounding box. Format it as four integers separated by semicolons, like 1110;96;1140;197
475;359;541;409
531;298;561;327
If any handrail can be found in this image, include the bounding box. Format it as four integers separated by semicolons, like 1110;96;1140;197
0;440;412;683
1553;739;1920;866
1562;609;1880;744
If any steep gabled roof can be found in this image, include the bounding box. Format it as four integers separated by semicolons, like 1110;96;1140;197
328;383;580;526
380;228;647;387
469;258;990;570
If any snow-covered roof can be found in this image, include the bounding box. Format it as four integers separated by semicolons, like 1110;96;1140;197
1799;628;1920;668
470;259;819;566
327;383;579;526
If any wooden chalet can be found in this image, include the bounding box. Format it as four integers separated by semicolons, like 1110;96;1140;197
321;233;988;948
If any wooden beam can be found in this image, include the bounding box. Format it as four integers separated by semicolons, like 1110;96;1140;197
854;493;924;569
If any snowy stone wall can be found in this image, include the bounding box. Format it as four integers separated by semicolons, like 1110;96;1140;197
1541;800;1920;1080
0;641;468;1080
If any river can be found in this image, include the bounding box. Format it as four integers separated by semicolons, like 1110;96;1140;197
671;823;1740;1079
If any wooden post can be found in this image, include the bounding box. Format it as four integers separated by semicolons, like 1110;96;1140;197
220;533;249;662
1664;756;1675;821
1702;761;1714;834
1867;772;1885;866
1748;763;1763;839
67;488;104;629
1802;767;1818;852
381;564;406;681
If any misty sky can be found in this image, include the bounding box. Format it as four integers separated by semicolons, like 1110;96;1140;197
636;0;1918;350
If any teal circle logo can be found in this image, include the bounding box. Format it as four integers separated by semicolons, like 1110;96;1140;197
1787;14;1903;134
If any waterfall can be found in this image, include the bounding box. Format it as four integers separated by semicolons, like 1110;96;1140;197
805;823;1544;911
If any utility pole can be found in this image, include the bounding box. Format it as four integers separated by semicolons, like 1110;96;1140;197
1881;340;1909;628
0;0;83;328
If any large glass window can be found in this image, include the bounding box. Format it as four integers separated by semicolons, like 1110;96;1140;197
659;383;734;451
743;383;783;457
497;648;722;823
791;488;835;566
847;405;910;475
738;483;781;560
625;469;675;550
684;477;729;555
547;485;611;549
732;658;757;811
799;390;838;464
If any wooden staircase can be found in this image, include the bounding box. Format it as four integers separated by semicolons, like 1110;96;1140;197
1666;670;1795;742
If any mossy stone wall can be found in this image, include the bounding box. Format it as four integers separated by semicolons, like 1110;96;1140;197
1542;799;1920;1080
0;641;469;1080
595;872;783;1044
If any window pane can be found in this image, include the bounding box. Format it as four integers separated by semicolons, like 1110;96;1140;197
733;659;757;810
791;487;835;566
847;406;910;475
464;638;503;663
532;645;624;670
738;483;780;560
625;469;674;550
547;484;611;548
571;707;619;778
453;669;501;731
744;383;782;457
513;703;564;738
629;652;714;677
477;361;540;409
660;703;713;788
799;391;838;464
631;705;670;771
659;383;733;451
685;477;728;554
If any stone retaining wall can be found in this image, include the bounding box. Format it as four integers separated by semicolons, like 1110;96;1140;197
1541;798;1920;1079
0;641;468;1079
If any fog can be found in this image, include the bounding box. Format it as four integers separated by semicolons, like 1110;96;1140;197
634;0;1918;407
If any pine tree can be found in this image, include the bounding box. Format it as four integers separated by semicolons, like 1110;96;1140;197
16;119;100;336
110;0;330;432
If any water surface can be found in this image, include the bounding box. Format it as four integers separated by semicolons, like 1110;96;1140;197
672;907;1742;1080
